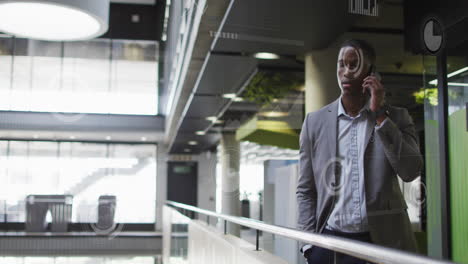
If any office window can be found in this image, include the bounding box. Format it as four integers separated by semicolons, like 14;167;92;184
0;141;157;224
0;36;158;115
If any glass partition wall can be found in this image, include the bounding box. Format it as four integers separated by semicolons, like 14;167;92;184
446;66;468;264
0;141;157;229
0;36;159;115
0;35;160;232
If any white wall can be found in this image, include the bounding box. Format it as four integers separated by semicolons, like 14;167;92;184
188;219;288;264
274;162;301;264
264;160;303;264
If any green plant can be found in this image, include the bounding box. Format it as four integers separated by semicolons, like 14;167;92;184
414;84;465;106
413;88;437;106
242;71;303;106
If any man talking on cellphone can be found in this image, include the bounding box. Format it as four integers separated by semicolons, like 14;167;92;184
296;39;422;264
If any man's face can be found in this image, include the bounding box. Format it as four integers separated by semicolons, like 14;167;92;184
337;46;371;96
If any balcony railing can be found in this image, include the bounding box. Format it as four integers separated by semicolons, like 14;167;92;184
166;201;454;264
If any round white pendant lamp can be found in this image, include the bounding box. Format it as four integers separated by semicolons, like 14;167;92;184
0;0;110;41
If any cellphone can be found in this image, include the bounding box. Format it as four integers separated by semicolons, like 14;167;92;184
364;65;381;95
368;65;381;81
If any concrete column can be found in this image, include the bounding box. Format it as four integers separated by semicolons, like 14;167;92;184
196;150;217;212
155;144;168;231
220;133;241;236
305;48;341;114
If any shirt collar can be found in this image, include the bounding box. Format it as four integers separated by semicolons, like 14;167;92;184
338;96;370;117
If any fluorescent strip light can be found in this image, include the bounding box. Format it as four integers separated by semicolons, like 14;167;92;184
448;82;468;87
429;66;468;85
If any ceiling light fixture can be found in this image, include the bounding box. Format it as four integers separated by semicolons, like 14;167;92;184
184;148;191;152
254;52;280;60
141;137;147;141
448;82;468;87
105;136;111;141
222;93;236;99
188;141;198;145
206;116;217;122
195;131;206;136
258;111;289;118
0;0;110;41
429;66;468;85
69;135;76;140
222;93;244;102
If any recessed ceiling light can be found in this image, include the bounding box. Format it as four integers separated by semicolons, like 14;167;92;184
141;136;147;141
254;52;280;60
222;93;237;99
206;116;217;122
188;141;198;145
105;136;112;141
258;111;289;118
195;131;206;136
69;135;76;140
222;93;244;102
0;0;109;41
33;134;39;139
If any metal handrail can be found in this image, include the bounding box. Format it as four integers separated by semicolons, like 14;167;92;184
166;201;454;264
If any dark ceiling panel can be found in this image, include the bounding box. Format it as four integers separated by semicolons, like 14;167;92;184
185;96;227;119
214;39;305;56
101;2;165;41
169;0;356;154
213;0;356;53
213;0;305;54
172;132;221;154
195;54;257;96
171;53;258;153
179;118;213;132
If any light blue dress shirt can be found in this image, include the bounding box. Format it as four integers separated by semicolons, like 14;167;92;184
326;98;371;233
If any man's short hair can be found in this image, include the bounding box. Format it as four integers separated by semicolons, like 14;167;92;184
340;39;376;65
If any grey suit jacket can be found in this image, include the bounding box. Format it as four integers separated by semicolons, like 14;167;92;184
296;98;423;252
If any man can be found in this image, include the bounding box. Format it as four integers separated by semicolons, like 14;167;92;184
296;39;423;264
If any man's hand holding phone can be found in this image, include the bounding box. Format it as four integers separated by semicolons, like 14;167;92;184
362;72;387;125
